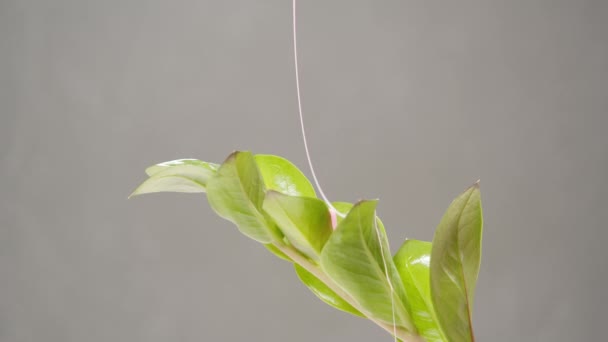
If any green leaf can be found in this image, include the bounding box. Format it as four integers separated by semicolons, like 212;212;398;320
254;154;316;197
394;240;445;342
206;151;280;243
320;200;415;332
130;159;219;197
331;201;352;226
263;191;332;262
264;244;292;262
430;183;483;342
145;158;219;176
294;264;364;317
331;202;352;214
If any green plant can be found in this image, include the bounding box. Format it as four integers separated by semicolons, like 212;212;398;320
131;151;483;342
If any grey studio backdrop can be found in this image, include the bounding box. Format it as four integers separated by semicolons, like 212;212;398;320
1;1;607;341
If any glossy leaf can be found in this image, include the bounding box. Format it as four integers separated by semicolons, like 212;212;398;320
206;151;280;243
294;264;364;317
132;151;487;342
320;200;415;332
130;159;219;197
394;240;445;342
145;158;219;176
430;183;483;342
254;154;316;197
263;191;332;262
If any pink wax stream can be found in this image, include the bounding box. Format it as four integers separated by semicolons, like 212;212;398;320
329;207;338;230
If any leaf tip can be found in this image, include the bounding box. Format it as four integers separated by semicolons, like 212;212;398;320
128;186;143;199
467;179;481;192
353;198;379;206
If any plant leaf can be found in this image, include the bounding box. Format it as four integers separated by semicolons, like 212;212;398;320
430;183;483;342
130;159;219;197
254;154;316;197
263;191;332;262
264;244;292;262
394;240;445;342
206;151;280;243
145;158;219;176
331;201;353;225
294;264;364;317
320;200;415;332
331;202;353;213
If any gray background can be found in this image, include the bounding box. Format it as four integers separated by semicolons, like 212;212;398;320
2;0;607;341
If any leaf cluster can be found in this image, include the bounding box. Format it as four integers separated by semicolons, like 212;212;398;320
131;151;483;342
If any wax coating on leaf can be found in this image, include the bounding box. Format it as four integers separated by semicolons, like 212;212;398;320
254;154;316;197
145;159;219;176
131;151;485;342
394;240;445;342
130;159;218;197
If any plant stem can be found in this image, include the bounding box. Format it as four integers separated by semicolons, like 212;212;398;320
273;242;423;342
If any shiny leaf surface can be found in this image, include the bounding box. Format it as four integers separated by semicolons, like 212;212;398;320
254;154;316;197
394;240;445;342
130;159;218;197
145;158;219;176
132;150;486;342
430;183;483;342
